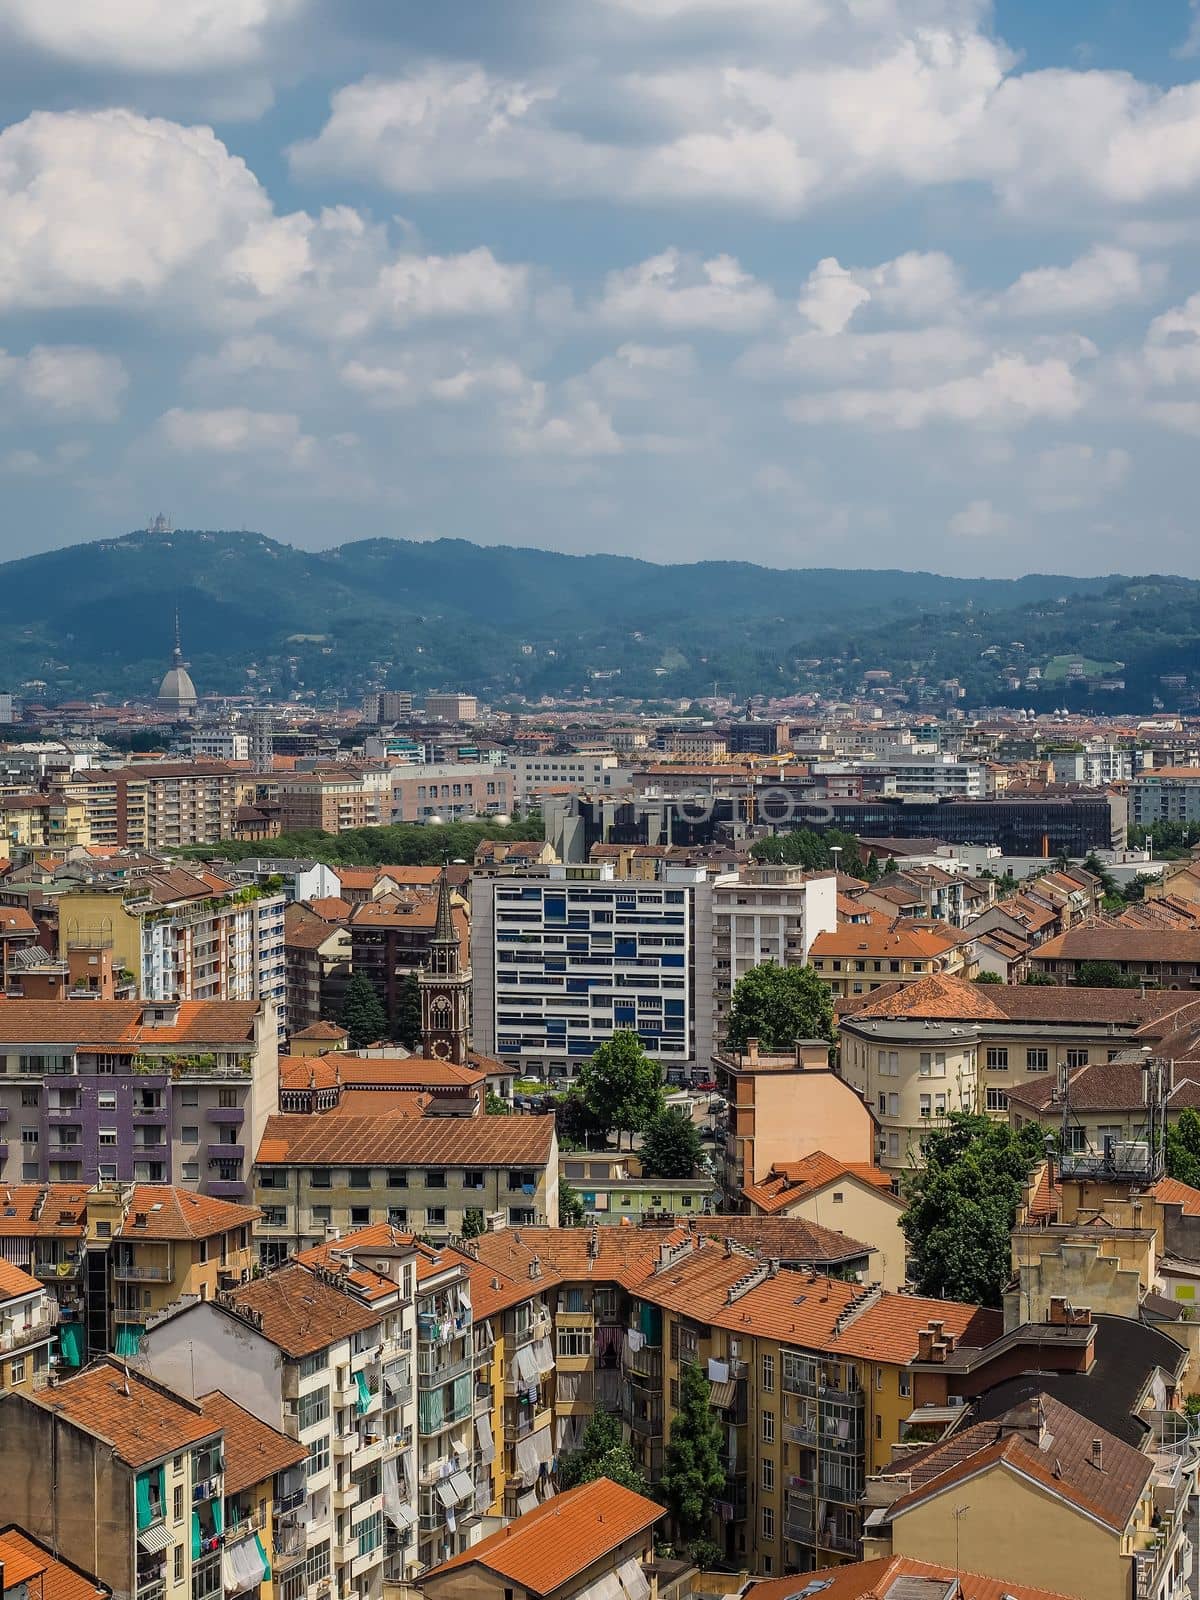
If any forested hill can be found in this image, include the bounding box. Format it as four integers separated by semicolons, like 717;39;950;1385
0;526;1149;703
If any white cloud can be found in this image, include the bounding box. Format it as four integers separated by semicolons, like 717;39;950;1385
797;251;962;334
509;390;623;457
797;259;871;335
379;249;529;325
990;245;1165;317
158;406;315;464
789;353;1085;429
948;498;1010;538
186;334;309;384
0;0;302;71
594;250;775;331
742;323;984;385
0;345;128;421
1029;443;1130;509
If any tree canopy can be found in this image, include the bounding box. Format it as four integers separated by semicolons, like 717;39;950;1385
578;1031;665;1148
1073;960;1143;989
749;827;864;876
725;962;835;1052
1167;1108;1200;1188
900;1112;1046;1307
391;972;423;1047
339;971;389;1049
659;1360;727;1541
559;1178;586;1228
641;1107;702;1179
557;1412;648;1495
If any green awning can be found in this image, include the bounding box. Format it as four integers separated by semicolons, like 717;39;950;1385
192;1511;201;1563
136;1472;154;1532
58;1322;84;1368
211;1497;223;1537
253;1533;271;1583
354;1371;371;1415
114;1325;144;1358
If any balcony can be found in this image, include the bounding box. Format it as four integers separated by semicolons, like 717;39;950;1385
112;1260;173;1282
206;1106;245;1126
418;1348;473;1387
333;1431;360;1459
817;1525;860;1557
206;1144;244;1163
206;1180;248;1200
784;1422;818;1448
0;1309;59;1354
45;1105;81;1123
332;1481;360;1513
34;1254;80;1280
46;1142;84;1162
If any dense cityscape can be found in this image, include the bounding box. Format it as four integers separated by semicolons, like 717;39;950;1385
9;2;1200;1599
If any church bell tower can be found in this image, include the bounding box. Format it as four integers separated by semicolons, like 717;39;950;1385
419;866;472;1063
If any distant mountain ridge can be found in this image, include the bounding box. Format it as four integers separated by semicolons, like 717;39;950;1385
0;526;1168;705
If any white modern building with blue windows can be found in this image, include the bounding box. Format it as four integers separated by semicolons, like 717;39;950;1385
470;862;717;1080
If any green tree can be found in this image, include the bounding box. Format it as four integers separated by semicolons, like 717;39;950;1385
339;971;389;1049
485;1090;512;1116
1167;1109;1200;1188
725;963;834;1052
882;857;898;876
559;1178;586;1228
556;1087;607;1150
862;853;881;883
659;1361;727;1541
578;1031;665;1149
641;1107;702;1179
1082;851;1118;898
900;1112;1046;1307
1074;960;1143;989
391;972;423;1049
558;1412;647;1494
1023;971;1057;985
461;1208;485;1239
973;970;1003;984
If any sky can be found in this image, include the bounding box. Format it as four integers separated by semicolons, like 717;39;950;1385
4;1;1200;578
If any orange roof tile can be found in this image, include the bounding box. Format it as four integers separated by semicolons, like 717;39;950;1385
0;1184;89;1238
32;1358;218;1468
0;1258;44;1301
743;1153;898;1215
290;1021;349;1041
197;1391;307;1495
119;1187;260;1241
1151;1176;1200;1217
304;897;353;921
810;924;959;958
744;1557;1083;1600
223;1263;382;1356
0;1000;260;1046
827;1292;1001;1363
255;1113;553;1169
422;1477;663;1595
848;972;1007;1021
0;1527;109;1600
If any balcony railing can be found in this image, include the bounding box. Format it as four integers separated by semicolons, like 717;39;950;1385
0;1311;59;1354
112;1262;173;1282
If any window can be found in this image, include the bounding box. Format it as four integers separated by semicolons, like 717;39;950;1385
425;1170;446;1189
761;1353;775;1392
181;1088;199;1107
425;1207;446;1227
21;1129;38;1146
310;1168;331;1188
297;1386;330;1432
986;1088;1009;1112
1026;1048;1048;1072
20;1089;39;1107
98;1091;117;1110
388;1207;407;1227
11;1358;25;1384
986;1047;1008;1072
182;1163;199;1182
761;1505;775;1541
350;1206;370;1227
218;1088;239;1108
99;1164;118;1182
174;1549;184;1585
462;1169;484;1190
557;1328;593;1358
919;1051;946;1078
899;1372;911;1398
387;1169;407;1189
1067;1049;1090;1068
877;1049;899;1076
887;1133;900;1160
182;1126;199;1143
348;1171;371;1190
99;1129;117;1146
312;1205;331;1225
919;1094;931;1119
174;1485;184;1522
305;1540;331;1587
762;1410;775;1443
299;1350;326;1379
761;1456;775;1492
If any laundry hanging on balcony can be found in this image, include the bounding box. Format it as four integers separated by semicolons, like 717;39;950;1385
57;1322;84;1368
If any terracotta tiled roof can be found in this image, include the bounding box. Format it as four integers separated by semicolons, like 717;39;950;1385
1008;1058;1200;1116
290;1021;349;1041
883;1394;1151;1535
1150;1176;1200;1217
810;924;960;958
118;1187;260;1241
827;1293;1001;1363
0;1184;89;1238
0;1000;261;1045
0;1527;110;1600
0;907;37;934
323;1055;484;1090
0;1258;44;1301
224;1264;380;1357
1033;926;1200;962
743;1557;1082;1600
422;1477;663;1594
848;972;1006;1021
689;1214;874;1265
32;1358;218;1467
197;1391;306;1495
304;897;352;922
293;1231;412;1304
278;1055;341;1092
472;1225;689;1294
743;1153;898;1215
284;907;345;952
255;1113;554;1169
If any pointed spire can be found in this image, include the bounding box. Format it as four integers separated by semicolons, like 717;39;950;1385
172;608;185;667
432;861;456;945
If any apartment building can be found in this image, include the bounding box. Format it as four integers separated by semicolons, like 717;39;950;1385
424;694;478;723
252;1115;558;1257
839;974;1183;1171
276;769;393;834
471;862;716;1082
0;792;92;850
390;764;513;824
0;1259;58;1395
510;753;629;805
64;764;256;850
1129;767;1200;827
186;730;251;762
0;1183;258;1364
739;1158;906;1291
0;1359;227;1600
196;1391;308;1600
284;907;351;1036
142;1259;419;1600
1028;925;1200;988
57;870;286;1033
0;999;278;1198
348;892;468;1030
361;691;415;724
809;923;968;1001
712;865;837;1041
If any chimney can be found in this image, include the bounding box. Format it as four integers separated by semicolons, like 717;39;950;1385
528;1255;541;1280
1092;1438;1104;1471
745;1037;759;1065
917;1328;934;1361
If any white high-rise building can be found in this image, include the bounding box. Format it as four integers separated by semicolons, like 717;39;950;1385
712;863;838;1042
